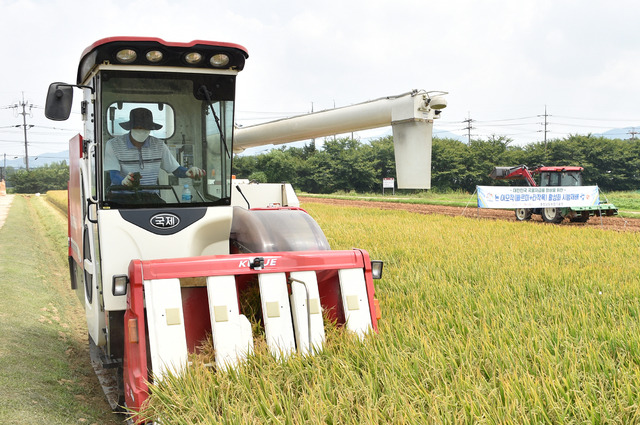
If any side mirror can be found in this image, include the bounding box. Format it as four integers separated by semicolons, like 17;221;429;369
45;82;73;121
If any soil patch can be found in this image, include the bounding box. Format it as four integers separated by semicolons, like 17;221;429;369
300;197;640;232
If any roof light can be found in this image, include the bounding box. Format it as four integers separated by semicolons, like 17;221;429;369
185;52;202;64
146;50;163;63
210;53;230;68
116;49;137;63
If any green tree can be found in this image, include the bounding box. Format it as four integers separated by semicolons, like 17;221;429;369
8;162;69;193
298;151;334;193
247;171;268;183
523;135;639;191
322;138;377;192
431;138;472;191
231;133;640;194
259;148;301;184
232;154;258;179
368;136;396;183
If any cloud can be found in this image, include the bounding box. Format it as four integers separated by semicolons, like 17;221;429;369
0;0;639;157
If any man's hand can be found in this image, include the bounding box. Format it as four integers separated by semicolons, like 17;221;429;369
122;172;135;186
122;172;141;186
187;167;206;179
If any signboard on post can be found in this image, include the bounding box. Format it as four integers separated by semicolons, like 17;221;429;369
383;178;395;195
477;185;599;209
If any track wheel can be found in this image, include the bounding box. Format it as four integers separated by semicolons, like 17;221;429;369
542;207;563;224
514;208;532;221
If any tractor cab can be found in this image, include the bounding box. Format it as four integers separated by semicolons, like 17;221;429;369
536;166;584;187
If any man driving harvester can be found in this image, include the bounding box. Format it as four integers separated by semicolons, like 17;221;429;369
105;107;204;203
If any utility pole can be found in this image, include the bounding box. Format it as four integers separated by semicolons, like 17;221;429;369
538;105;550;151
463;112;474;144
628;127;638;140
13;93;33;171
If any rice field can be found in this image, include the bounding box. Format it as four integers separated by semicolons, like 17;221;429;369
46;190;67;215
141;202;640;424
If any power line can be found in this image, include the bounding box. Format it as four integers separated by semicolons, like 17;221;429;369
476;122;541;128
473;116;539;123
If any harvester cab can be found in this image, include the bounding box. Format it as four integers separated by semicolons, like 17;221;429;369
44;37;445;419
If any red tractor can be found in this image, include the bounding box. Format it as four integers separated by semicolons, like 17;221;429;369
490;165;618;223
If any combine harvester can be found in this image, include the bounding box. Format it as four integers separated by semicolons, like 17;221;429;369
490;165;618;223
44;37;446;420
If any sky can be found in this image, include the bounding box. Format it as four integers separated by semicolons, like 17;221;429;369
1;0;639;161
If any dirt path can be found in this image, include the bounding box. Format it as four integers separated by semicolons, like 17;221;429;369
0;194;14;230
300;197;640;232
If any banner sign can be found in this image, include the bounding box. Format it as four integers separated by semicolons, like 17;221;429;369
382;178;395;195
477;185;599;209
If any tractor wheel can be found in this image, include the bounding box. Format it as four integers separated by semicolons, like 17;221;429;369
541;207;563;224
514;208;532;221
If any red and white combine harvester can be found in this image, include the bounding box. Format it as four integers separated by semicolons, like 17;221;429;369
490;165;618;223
45;37;447;418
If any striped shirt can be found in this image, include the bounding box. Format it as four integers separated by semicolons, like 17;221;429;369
104;134;181;185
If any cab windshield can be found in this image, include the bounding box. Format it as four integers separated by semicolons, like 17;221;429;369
99;71;235;208
540;171;583;187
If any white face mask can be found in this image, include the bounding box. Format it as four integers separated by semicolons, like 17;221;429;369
130;129;150;143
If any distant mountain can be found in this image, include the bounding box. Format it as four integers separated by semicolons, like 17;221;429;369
3;151;69;169
433;129;466;142
595;127;639;140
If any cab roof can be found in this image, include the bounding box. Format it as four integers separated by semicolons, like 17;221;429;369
77;37;249;84
535;166;584;173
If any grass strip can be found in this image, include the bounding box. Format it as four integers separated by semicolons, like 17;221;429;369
0;195;118;425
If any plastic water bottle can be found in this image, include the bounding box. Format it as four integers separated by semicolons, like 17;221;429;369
181;184;192;203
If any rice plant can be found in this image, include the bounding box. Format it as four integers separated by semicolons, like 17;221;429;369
142;202;640;424
45;190;68;215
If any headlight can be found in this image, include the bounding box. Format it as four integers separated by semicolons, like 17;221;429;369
116;49;137;63
184;52;203;64
371;260;383;279
112;275;129;296
146;50;164;63
210;53;230;67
